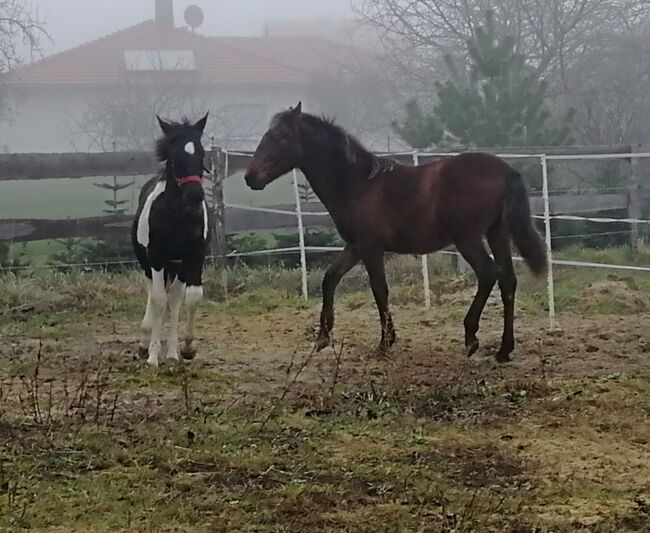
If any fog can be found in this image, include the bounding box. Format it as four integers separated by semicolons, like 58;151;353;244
35;0;354;54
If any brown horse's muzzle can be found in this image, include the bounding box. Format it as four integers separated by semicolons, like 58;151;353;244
244;168;266;190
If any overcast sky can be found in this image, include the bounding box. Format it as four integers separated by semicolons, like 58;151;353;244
33;0;354;55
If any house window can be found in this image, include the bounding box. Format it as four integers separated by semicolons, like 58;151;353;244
124;49;196;71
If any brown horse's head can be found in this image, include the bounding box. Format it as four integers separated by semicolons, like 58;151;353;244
245;102;304;190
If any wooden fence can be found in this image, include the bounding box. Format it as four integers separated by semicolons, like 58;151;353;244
0;146;646;250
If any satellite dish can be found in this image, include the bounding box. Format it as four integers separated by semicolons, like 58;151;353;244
184;5;204;30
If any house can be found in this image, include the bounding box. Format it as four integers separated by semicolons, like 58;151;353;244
0;0;375;153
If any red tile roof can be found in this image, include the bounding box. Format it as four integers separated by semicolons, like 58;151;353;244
6;20;363;86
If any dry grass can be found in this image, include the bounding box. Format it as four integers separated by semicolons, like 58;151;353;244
1;265;650;531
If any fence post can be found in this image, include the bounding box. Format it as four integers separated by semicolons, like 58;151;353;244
212;147;228;300
541;154;557;329
412;150;432;309
629;145;642;253
293;169;309;300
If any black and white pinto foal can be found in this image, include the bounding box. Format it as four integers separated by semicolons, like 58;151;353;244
132;114;210;367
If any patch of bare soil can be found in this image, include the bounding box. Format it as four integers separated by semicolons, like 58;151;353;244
189;300;650;397
3;295;650;403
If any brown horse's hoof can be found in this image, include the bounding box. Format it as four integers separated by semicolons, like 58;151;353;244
373;344;392;359
180;348;197;361
466;339;480;358
495;350;512;363
138;346;149;360
314;335;331;352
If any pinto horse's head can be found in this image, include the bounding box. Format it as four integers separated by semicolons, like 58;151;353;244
245;102;304;190
156;113;209;206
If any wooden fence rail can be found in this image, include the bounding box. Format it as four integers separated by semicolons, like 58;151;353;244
0;195;635;243
0;144;643;181
0;146;646;249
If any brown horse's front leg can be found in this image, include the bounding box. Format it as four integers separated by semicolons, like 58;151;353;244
315;245;359;351
362;252;396;357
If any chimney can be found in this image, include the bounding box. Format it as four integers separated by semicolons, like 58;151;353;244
155;0;174;28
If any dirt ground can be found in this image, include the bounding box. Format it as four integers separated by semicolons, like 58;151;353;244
1;278;650;531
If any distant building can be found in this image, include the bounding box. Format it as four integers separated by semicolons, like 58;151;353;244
0;0;375;153
263;17;381;50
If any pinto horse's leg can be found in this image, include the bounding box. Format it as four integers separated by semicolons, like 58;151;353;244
147;268;168;367
180;256;205;360
456;241;498;358
487;224;517;362
139;278;154;359
362;252;396;357
182;285;203;360
315;245;359;351
166;277;185;362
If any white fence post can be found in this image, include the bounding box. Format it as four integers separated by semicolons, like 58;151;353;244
221;148;229;300
412;151;432;309
541;154;557;329
293;169;309;300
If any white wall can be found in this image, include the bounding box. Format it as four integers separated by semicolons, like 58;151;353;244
0;84;314;154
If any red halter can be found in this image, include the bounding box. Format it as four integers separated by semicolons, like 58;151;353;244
176;175;203;186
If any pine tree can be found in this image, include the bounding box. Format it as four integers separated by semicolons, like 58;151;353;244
391;99;443;149
79;175;134;267
393;10;573;149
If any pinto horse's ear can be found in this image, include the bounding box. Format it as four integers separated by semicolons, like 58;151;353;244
194;112;209;134
157;116;174;135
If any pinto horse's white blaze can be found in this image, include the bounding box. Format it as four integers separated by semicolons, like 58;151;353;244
137;180;166;247
202;201;209;240
184;142;196;155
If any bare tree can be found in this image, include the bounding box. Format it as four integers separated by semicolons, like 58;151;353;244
0;1;47;123
307;71;400;149
353;0;650;82
564;25;650;145
0;0;46;70
68;82;211;152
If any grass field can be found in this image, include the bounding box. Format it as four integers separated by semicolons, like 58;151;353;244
1;259;650;531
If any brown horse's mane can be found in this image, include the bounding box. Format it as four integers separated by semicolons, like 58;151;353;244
275;110;397;178
301;112;373;166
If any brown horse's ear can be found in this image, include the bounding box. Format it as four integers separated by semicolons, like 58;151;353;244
157;116;173;135
290;101;302;116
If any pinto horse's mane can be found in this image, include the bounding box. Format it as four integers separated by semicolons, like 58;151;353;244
155;118;197;163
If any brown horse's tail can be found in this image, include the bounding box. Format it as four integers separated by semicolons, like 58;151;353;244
505;171;548;277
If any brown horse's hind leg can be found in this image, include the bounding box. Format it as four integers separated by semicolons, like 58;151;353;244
315;245;359;351
361;252;396;357
487;224;517;362
456;241;498;358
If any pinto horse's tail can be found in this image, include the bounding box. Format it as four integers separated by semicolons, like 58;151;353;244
505;171;548;277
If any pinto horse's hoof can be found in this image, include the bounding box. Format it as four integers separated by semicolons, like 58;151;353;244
180;348;197;361
314;335;331;352
138;346;149;360
466;339;480;358
495;350;512;363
